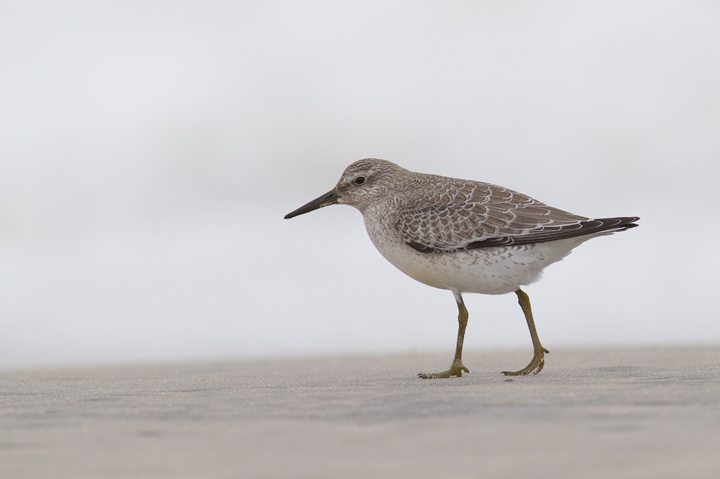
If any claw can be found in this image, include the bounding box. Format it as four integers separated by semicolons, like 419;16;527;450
502;348;549;376
418;364;469;379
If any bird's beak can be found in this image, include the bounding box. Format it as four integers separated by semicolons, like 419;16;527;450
284;189;340;219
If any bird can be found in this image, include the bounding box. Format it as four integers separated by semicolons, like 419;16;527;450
284;159;638;379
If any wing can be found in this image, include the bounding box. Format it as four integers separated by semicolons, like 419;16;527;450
396;179;638;253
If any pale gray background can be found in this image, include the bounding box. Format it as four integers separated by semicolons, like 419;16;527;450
1;1;718;369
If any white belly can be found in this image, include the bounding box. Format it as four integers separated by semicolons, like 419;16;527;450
364;213;594;295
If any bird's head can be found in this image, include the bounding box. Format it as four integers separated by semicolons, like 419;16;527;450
284;158;404;219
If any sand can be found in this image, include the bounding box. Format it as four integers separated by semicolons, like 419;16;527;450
2;346;720;478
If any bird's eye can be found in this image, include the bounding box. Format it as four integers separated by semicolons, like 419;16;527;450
354;176;366;185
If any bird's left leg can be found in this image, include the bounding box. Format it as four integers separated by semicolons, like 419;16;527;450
502;288;549;376
419;291;470;379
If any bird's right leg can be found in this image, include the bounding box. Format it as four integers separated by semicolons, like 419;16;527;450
419;291;470;379
502;288;549;376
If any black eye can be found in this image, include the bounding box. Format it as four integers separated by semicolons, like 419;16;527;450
354;176;366;185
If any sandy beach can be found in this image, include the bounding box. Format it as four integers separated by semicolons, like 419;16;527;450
2;345;719;478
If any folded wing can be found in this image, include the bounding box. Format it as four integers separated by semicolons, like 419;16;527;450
396;179;639;253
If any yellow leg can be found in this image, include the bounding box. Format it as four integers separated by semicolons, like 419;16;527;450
419;292;471;379
502;289;549;376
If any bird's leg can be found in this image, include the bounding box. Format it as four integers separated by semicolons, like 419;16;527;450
419;292;470;379
502;288;549;376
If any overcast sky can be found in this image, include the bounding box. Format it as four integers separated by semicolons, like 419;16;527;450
1;1;718;369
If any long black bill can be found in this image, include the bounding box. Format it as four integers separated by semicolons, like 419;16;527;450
284;189;340;219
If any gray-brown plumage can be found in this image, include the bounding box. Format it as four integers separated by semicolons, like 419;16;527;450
285;159;638;378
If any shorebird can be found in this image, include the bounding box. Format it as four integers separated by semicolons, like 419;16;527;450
284;159;638;378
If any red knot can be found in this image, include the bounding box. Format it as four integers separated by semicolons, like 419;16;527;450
285;159;638;379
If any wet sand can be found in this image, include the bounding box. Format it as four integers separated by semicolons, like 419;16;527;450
2;346;720;478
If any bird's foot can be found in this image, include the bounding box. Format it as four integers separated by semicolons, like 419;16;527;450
418;362;469;379
502;347;549;376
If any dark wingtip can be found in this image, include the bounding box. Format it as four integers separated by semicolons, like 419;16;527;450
614;216;640;231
